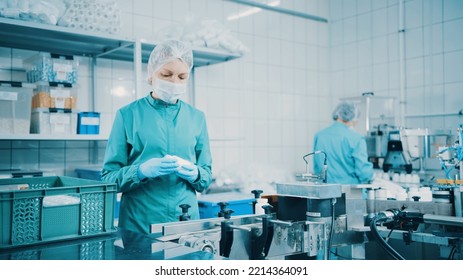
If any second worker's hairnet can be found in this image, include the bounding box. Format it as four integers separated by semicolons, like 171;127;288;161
332;101;360;122
147;39;193;84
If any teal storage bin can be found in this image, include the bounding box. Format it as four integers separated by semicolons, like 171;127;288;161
77;112;100;134
75;167;102;181
0;176;117;249
75;167;120;221
2;237;115;260
197;192;255;219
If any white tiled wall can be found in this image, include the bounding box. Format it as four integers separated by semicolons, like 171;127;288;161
330;0;463;132
94;0;332;178
4;0;461;182
0;0;330;180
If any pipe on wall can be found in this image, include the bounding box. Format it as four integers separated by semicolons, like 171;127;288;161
398;0;406;128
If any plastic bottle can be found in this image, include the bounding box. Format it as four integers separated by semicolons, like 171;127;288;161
375;189;387;200
392;173;400;182
255;198;269;215
395;189;407;201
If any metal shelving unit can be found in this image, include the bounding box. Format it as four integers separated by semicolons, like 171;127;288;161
0;17;241;66
0;17;242;141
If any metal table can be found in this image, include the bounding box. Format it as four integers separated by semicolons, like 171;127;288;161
0;228;221;260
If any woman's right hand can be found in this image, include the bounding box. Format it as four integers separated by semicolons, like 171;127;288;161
138;155;179;180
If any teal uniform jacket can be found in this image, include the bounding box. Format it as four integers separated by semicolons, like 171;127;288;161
313;122;373;184
102;94;212;234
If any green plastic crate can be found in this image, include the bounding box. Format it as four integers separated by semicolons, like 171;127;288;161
0;176;117;249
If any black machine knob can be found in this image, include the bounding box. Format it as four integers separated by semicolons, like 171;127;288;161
218;202;229;217
262;204;273;215
251;190;263;199
179;204;191;221
223;209;234;220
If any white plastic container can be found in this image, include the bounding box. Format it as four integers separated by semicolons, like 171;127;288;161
30;108;77;135
255;198;269;215
24;53;79;84
407;187;421;201
32;82;77;109
0;82;34;134
395;190;408;201
375;189;387;200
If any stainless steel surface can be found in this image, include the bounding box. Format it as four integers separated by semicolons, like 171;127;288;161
151;183;463;260
151;214;258;235
371;199;454;216
401;128;453;159
340;95;397;135
0;229;221;260
276;182;342;199
266;221;307;259
454;186;463;217
377;228;454;246
423;214;463;227
305;221;325;257
366;125;397;158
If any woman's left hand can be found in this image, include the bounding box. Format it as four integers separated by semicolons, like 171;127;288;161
177;164;199;183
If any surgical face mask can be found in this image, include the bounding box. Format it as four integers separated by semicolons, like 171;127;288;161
153;79;187;104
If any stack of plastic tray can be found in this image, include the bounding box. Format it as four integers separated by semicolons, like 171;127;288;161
0;176;117;249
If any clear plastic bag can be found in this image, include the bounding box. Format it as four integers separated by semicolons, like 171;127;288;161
57;0;121;34
155;15;249;55
0;0;65;25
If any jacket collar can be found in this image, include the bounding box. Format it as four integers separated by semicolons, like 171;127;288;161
146;92;181;108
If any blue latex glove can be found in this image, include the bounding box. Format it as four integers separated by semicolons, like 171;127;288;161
138;155;179;180
176;163;199;183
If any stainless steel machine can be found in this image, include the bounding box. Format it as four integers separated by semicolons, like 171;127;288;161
366;127;454;175
150;182;368;260
341;93;455;177
148;176;463;260
147;125;463;260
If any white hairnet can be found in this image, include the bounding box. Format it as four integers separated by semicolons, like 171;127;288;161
147;39;193;84
332;101;360;122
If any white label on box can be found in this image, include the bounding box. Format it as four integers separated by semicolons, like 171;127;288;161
54;97;65;108
50;114;70;124
0;91;18;101
53;62;73;72
50;88;71;98
54;123;65;133
81;116;100;125
43;194;80;207
56;71;67;81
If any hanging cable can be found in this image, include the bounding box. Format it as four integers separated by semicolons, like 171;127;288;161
303;151;328;183
369;210;405;260
327;197;336;260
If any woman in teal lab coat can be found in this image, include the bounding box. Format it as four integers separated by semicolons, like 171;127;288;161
313;101;373;184
102;40;212;234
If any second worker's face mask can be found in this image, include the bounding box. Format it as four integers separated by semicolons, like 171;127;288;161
153;79;187;104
